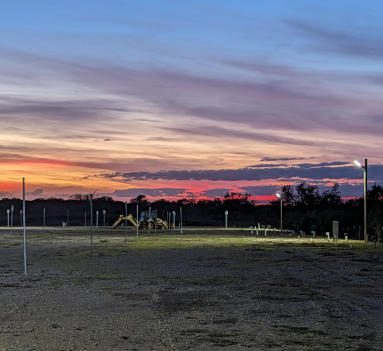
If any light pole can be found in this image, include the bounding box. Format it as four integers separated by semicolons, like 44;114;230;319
103;210;106;227
276;193;283;230
224;210;228;230
43;207;46;228
354;159;368;242
96;210;99;228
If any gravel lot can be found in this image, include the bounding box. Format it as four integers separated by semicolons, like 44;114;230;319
0;228;382;350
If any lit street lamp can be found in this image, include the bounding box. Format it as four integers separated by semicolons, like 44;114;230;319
276;193;283;230
354;159;368;242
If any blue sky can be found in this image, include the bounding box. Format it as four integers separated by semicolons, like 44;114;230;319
0;1;382;200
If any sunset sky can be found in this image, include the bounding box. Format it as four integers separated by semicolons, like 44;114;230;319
1;1;383;201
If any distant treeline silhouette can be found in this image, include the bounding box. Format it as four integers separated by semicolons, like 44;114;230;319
0;182;382;240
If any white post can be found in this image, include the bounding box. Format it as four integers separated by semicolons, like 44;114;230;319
125;202;128;245
148;206;151;235
6;209;10;227
180;207;183;234
22;178;27;277
11;205;14;227
89;195;93;248
96;211;99;228
363;158;368;243
225;210;228;230
136;204;139;238
172;211;176;231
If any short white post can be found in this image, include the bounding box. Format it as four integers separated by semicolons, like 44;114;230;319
148;206;151;235
11;205;14;227
136;204;139;238
172;211;176;231
180;207;183;234
6;209;10;227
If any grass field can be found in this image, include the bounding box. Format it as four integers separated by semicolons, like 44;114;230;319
0;227;382;350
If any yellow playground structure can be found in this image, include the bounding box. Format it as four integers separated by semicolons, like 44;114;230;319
112;213;169;230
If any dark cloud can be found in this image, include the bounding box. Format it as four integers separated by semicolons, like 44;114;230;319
32;189;44;196
101;163;383;183
287;19;383;60
113;188;186;198
202;188;233;198
260;157;309;162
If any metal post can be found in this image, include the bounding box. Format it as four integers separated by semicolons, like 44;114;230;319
20;210;23;227
96;211;99;228
172;211;176;231
225;210;228;230
67;209;69;229
43;207;46;228
148;206;151;235
89;195;93;248
280;199;283;230
6;209;10;227
22;178;27;277
363;158;368;243
180;207;183;234
103;210;106;227
136;204;139;238
125;202;128;245
11;205;14;227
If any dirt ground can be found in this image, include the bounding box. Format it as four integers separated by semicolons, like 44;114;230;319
0;227;382;350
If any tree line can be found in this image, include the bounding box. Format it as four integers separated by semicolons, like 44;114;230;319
0;182;382;240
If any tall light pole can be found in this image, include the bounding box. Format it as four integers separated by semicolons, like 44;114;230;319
224;210;228;230
276;193;283;230
103;210;106;227
96;210;99;228
354;159;368;242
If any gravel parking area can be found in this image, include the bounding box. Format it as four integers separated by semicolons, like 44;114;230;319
0;228;382;350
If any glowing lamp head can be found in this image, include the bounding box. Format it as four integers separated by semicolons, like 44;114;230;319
353;160;362;168
276;193;281;199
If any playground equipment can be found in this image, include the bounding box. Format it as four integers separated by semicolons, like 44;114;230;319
112;213;169;230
